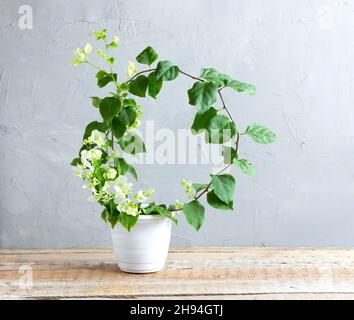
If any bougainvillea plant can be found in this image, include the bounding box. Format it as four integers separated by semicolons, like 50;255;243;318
71;29;276;232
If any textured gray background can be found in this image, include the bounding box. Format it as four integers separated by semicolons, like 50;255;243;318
1;0;354;248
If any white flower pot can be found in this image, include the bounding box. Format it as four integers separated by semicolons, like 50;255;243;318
110;215;172;273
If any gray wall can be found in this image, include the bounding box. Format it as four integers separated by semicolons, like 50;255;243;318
1;0;354;248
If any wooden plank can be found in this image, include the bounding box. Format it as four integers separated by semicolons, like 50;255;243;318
1;248;354;299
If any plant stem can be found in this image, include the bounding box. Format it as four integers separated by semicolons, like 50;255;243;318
104;39;120;90
86;61;101;71
235;132;240;155
125;69;156;84
179;70;205;82
218;88;234;122
194;163;232;201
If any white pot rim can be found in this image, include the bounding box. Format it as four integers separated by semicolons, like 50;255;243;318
137;214;169;221
134;213;176;223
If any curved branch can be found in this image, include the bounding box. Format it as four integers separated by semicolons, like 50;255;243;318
125;69;156;84
218;89;234;122
235;132;240;155
179;70;205;82
124;68;239;211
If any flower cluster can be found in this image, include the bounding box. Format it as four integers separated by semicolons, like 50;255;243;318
73;129;155;218
71;44;92;65
182;179;194;200
125;61;138;77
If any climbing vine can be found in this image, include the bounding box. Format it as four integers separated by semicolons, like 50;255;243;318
71;29;276;232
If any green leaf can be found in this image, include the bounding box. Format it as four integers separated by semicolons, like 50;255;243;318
205;115;237;144
200;68;232;87
99;97;121;123
96;70;117;88
107;41;118;49
83;121;107;140
111;116;126;140
156;206;178;224
118;212;139;232
123;98;137;107
115;157;138;181
119;132;146;155
142;203;177;224
136;46;158;65
183;200;205;231
91;97;101;108
107;201;119;229
108;214;119;229
211;174;236;206
141;202;159;215
245;123;277;144
129;75;149;97
155;61;180;81
127;166;138;181
228;80;256;95
101;208;108;223
188;82;218;114
192;183;209;193
120;83;129;91
71;157;81;166
207;191;233;211
222;146;237;164
191;107;217;134
201;68;256;95
79;144;90;156
115;157;129;175
118;106;137;127
95;167;106;184
92;29;106;40
234;159;256;180
106;57;114;65
148;72;163;99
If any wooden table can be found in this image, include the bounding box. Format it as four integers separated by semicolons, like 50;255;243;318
1;248;354;300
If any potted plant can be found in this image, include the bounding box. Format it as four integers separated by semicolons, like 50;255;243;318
71;29;276;273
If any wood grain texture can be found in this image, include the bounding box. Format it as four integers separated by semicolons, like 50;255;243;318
1;248;354;300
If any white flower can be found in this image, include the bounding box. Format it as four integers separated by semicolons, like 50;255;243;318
113;176;133;198
182;179;194;199
125;61;138;77
90;149;103;161
130;119;141;129
71;48;87;65
80;150;91;168
88;194;100;202
117;198;139;217
106;168;117;180
84;43;92;54
73;164;85;177
83;182;96;192
174;200;184;210
88;130;107;147
133;189;155;203
145;189;155;197
135;191;148;203
113;35;120;44
110;150;119;159
102;182;110;192
80;149;103;169
97;49;107;59
182;179;192;192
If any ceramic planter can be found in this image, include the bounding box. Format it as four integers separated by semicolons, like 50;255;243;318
110;215;172;273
